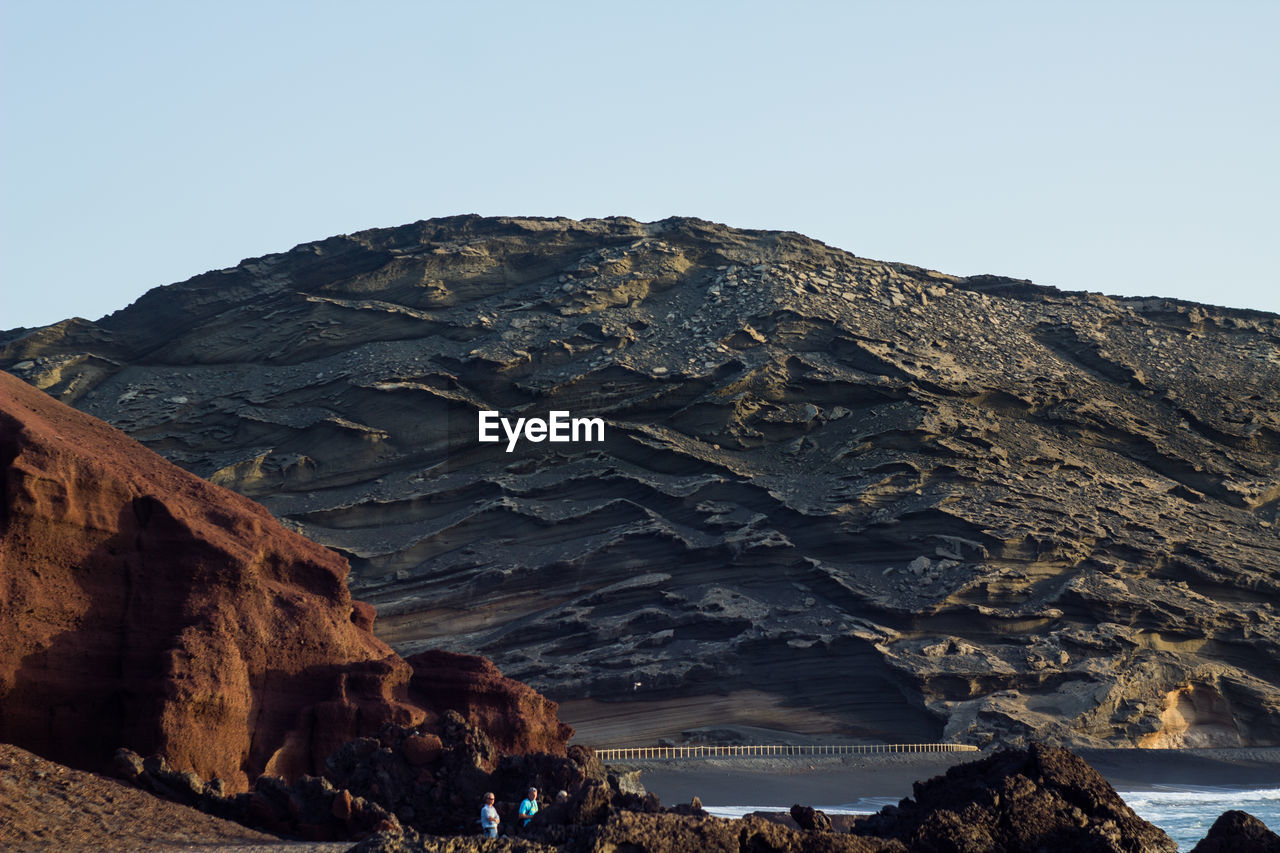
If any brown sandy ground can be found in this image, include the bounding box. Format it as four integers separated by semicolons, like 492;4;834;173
0;744;349;853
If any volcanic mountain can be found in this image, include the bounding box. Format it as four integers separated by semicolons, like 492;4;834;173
4;215;1279;749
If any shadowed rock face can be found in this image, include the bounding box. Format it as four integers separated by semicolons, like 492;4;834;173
4;214;1280;747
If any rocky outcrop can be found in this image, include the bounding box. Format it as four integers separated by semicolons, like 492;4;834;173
345;744;1185;852
408;650;574;759
1189;810;1280;853
322;717;608;837
850;743;1176;852
352;814;902;853
4;215;1279;747
582;812;899;853
112;746;398;841
11;731;1226;853
347;828;558;853
0;370;427;789
790;804;833;832
0;370;570;792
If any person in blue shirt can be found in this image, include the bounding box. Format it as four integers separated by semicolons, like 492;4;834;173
518;787;539;829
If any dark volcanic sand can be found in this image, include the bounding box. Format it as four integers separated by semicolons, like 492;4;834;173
630;748;1280;809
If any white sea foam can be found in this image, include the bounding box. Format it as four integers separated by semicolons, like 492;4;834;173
1120;787;1280;851
703;798;890;819
706;788;1280;852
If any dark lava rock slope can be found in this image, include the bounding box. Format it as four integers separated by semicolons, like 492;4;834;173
4;215;1279;748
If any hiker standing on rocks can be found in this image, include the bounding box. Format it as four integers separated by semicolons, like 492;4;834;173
481;792;499;837
519;786;539;829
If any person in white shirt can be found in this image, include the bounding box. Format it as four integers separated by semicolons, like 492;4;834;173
480;792;499;837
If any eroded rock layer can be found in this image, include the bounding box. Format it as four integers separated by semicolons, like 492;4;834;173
4;215;1279;747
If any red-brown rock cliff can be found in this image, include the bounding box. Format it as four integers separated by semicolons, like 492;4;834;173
408;650;573;760
0;370;430;789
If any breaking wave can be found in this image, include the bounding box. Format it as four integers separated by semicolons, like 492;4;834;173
705;788;1280;851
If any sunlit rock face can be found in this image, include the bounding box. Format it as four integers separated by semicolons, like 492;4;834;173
4;214;1280;747
0;370;571;796
1137;684;1243;749
0;371;426;790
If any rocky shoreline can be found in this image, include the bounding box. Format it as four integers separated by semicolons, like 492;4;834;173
7;736;1279;852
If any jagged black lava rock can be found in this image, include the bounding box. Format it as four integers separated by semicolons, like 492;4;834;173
850;743;1177;853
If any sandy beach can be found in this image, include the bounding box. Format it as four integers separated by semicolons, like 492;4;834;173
623;747;1280;809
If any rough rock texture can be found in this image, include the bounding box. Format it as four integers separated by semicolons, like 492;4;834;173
790;804;833;832
581;812;900;853
107;712;895;852
1189;809;1280;853
4;215;1280;746
8;734;1215;853
407;650;574;758
348;828;560;853
322;718;609;837
850;743;1175;852
112;746;398;841
351;813;902;853
103;713;593;842
0;370;426;790
0;370;570;794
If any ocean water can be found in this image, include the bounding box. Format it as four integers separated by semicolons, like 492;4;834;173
1122;786;1280;850
706;787;1280;851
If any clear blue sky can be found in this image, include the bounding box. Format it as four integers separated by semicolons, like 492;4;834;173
3;1;1278;330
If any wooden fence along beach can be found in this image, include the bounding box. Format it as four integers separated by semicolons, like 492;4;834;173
594;743;981;761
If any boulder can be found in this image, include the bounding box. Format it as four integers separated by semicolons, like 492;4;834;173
1190;809;1280;853
113;746;397;840
407;650;573;760
790;803;833;832
851;743;1177;852
402;734;444;767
